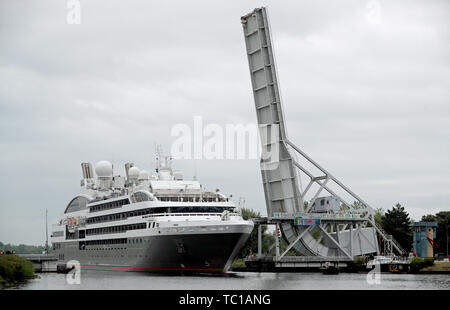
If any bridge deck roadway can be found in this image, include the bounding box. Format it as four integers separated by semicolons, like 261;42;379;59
17;254;58;262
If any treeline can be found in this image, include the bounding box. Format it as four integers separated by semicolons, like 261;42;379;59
0;241;46;254
373;204;449;255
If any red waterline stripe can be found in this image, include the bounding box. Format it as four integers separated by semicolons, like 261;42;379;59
81;265;223;271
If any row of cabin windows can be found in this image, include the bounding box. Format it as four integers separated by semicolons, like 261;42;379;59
89;199;130;213
55;237;148;252
81;238;127;246
86;223;147;236
66;195;229;215
86;206;236;225
81;247;127;251
78;238;145;250
78;238;150;252
87;212;126;224
157;197;228;202
59;238;151;252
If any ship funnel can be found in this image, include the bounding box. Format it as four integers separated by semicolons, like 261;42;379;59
81;162;94;179
125;162;134;181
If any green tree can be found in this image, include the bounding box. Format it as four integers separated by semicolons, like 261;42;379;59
374;208;384;226
421;214;436;222
351;201;365;210
0;254;35;286
381;203;413;251
238;208;296;258
238;208;268;258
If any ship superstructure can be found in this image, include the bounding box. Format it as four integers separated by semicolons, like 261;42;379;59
51;152;253;272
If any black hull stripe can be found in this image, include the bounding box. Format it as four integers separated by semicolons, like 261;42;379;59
80;265;223;272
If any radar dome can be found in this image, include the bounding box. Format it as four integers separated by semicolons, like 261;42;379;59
95;160;113;178
128;166;140;180
138;170;149;181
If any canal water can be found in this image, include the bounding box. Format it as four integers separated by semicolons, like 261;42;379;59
10;271;450;290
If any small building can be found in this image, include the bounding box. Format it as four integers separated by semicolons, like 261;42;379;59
310;196;340;213
413;222;438;258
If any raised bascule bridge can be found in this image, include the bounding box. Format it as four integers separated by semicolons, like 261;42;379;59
241;7;406;270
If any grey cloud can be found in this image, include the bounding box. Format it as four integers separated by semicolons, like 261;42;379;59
0;0;449;244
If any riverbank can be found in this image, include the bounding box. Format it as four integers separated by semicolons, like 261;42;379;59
231;258;450;274
418;261;450;274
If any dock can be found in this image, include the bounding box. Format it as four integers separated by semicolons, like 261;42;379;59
244;255;354;272
243;254;411;273
17;254;59;272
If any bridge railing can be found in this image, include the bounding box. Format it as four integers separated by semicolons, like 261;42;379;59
372;222;406;255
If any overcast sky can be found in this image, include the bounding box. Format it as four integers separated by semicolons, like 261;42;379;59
1;0;449;245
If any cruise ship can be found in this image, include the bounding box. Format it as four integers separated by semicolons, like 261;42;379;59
50;152;254;272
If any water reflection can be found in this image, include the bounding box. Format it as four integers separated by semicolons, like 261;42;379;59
11;271;450;290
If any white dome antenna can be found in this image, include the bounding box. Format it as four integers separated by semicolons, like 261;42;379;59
128;166;140;182
138;170;149;181
95;160;113;190
95;160;113;178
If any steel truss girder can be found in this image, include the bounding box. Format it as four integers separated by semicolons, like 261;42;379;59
262;222;372;260
318;224;352;259
279;226;312;259
288;127;405;255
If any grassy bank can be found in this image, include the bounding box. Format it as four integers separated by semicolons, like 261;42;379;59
418;261;450;274
231;258;246;270
0;254;36;288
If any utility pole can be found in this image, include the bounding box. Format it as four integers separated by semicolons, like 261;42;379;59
447;226;448;258
45;209;49;254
